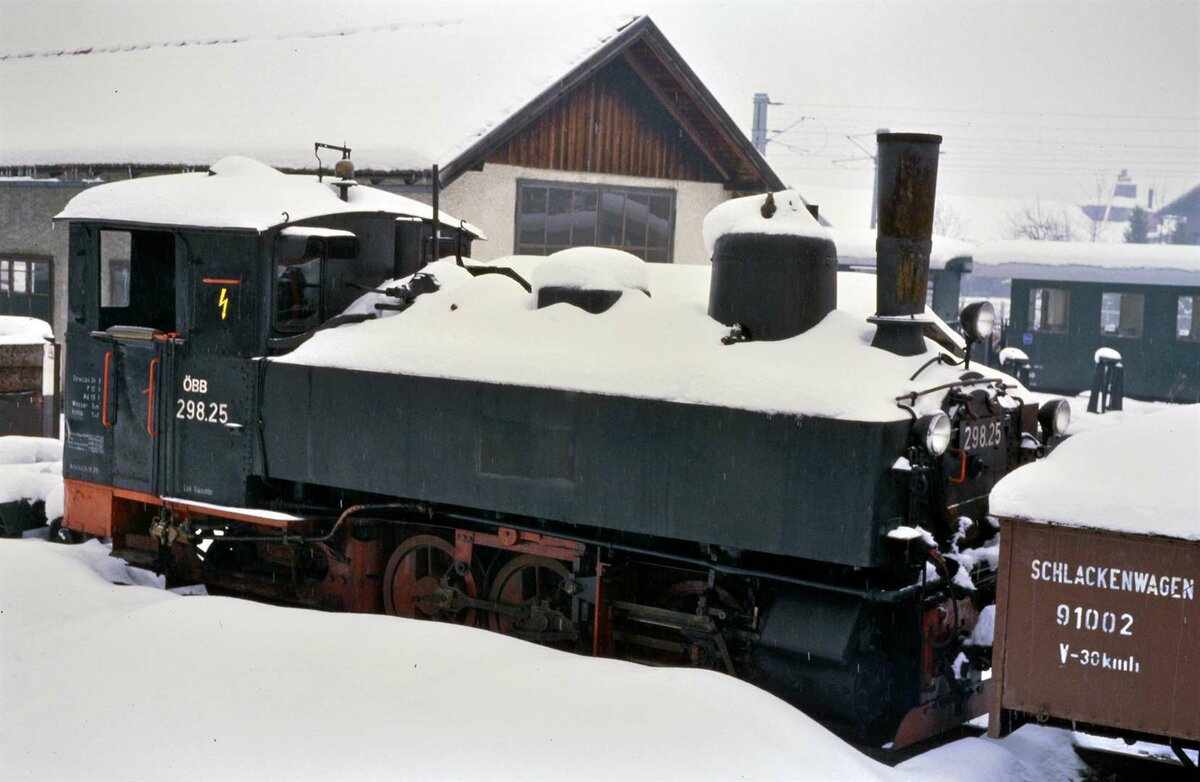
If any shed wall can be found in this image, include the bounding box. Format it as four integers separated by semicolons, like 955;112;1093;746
0;181;84;339
439;163;726;264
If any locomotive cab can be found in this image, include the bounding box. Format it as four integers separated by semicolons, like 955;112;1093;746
55;158;483;531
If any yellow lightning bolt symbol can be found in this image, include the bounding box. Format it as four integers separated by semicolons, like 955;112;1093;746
218;287;229;320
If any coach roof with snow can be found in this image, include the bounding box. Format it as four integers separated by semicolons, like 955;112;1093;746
973;239;1200;286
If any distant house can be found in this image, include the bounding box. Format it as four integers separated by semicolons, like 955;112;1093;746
0;12;780;340
971;240;1200;402
1080;169;1142;225
1157;184;1200;245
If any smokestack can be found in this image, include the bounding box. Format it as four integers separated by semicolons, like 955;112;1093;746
868;132;942;356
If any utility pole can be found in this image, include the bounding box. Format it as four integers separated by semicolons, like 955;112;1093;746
751;93;770;155
843;128;889;229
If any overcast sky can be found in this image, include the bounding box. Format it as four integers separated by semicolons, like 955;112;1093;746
2;0;1197;206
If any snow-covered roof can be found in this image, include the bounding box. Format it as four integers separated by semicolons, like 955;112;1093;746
0;316;52;345
972;240;1200;286
830;229;974;272
0;10;637;173
991;404;1200;541
279;255;1010;423
54;157;484;236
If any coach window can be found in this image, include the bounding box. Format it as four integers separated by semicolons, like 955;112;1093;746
516;181;675;262
1178;295;1200;342
0;256;52;321
1100;292;1144;338
1028;287;1069;333
99;229;176;332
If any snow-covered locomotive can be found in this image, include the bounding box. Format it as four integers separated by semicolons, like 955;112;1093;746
55;134;1069;747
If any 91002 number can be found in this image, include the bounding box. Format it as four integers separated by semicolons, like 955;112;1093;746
1056;603;1133;636
176;398;229;424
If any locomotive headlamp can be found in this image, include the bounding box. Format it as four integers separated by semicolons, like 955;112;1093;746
914;411;952;456
959;301;996;342
956;301;996;371
1038;399;1071;438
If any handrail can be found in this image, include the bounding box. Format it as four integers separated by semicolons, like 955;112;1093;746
101;351;114;427
146;357;160;436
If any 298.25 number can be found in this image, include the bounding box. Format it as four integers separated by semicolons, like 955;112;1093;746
176;398;228;424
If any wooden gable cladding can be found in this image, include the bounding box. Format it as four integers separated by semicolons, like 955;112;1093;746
485;56;723;183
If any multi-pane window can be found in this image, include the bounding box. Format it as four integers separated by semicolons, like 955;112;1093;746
516;181;674;262
1179;295;1199;342
1100;292;1144;338
1028;287;1069;333
0;256;52;321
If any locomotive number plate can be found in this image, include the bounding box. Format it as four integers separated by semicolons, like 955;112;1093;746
960;418;1003;452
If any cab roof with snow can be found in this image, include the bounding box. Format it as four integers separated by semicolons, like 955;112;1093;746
53;156;485;237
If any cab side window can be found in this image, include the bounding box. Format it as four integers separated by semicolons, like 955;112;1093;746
99;229;176;332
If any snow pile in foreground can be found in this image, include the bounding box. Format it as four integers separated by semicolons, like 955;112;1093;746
0;315;51;345
283;259;1016;423
991;404;1200;539
0;436;62;519
900;722;1085;781
0;539;892;781
0;539;1092;781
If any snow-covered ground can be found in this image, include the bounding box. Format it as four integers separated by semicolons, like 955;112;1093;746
0;535;1088;782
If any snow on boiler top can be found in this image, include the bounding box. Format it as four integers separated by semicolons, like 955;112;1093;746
54;157;484;236
701;190;830;256
991;404;1200;540
278;254;1016;423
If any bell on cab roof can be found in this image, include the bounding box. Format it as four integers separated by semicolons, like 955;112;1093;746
333;158;357;202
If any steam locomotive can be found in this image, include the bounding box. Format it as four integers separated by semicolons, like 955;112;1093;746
54;135;1069;748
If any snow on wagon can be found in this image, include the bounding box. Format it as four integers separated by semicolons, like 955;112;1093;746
988;404;1199;764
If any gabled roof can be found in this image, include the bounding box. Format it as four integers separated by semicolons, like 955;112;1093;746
1158;183;1200;218
0;12;779;190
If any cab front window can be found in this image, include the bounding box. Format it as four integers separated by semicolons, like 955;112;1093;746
271;227;358;335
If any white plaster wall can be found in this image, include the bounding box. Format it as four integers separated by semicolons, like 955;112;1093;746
438;163;729;265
